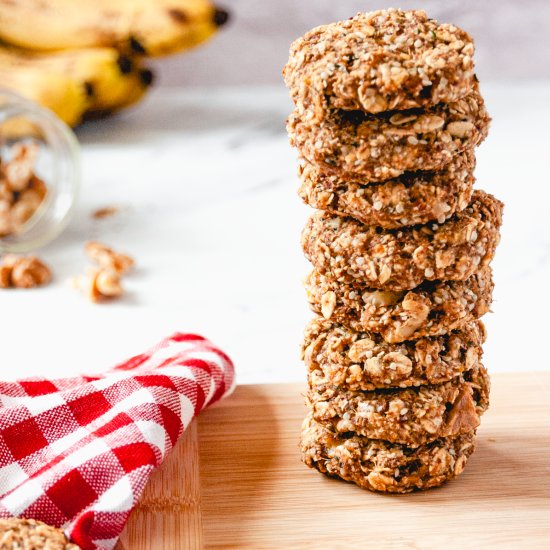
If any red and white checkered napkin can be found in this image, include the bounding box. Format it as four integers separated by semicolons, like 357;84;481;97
0;333;235;549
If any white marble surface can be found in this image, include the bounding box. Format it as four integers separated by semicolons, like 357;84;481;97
1;83;549;382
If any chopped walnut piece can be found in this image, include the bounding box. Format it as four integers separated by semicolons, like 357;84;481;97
2;142;39;192
75;268;124;303
321;290;336;318
0;254;52;289
75;241;133;303
446;121;475;138
0;142;47;237
0;265;11;288
85;241;134;275
443;385;481;435
91;206;119;219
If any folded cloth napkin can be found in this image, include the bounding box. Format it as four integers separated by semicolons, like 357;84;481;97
0;333;235;549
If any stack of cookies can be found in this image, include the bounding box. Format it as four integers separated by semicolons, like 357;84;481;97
283;9;503;493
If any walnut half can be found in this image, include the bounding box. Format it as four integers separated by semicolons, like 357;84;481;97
0;254;52;289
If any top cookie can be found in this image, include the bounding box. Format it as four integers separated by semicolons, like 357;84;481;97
283;9;476;121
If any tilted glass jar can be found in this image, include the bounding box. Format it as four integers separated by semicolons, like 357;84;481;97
0;88;80;253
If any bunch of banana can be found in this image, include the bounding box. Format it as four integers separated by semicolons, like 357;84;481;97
0;0;229;126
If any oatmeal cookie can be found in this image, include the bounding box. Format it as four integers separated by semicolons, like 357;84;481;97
283;9;476;120
301;413;476;493
308;363;489;447
302;190;502;291
287;89;489;182
0;518;79;549
305;266;493;343
304;317;484;391
298;149;475;228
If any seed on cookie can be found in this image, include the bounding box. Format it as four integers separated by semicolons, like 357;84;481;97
308;363;489;447
298;149;475;229
303;317;485;391
287;88;489;182
302;190;502;291
301;413;476;493
305;266;493;343
284;9;476;121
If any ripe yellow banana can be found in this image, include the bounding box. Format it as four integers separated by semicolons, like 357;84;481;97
0;46;154;125
0;0;229;57
0;64;88;127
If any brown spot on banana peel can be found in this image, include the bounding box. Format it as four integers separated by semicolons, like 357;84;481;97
84;81;95;98
83;109;113;122
213;7;230;26
139;69;154;87
168;8;188;24
116;55;133;75
129;36;147;55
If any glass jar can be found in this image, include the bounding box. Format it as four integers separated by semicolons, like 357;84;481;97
0;88;80;253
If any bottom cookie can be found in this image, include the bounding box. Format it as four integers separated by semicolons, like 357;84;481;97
0;518;79;549
301;413;476;493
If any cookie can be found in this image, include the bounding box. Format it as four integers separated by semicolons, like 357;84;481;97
283;9;476;120
287;88;489;182
298;149;475;229
0;518;79;549
301;413;476;493
304;317;484;391
308;363;489;447
305;266;493;343
302;190;502;291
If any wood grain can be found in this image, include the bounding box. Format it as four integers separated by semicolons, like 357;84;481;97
118;372;550;549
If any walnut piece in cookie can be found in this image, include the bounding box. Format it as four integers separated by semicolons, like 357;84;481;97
308;363;489;447
305;266;494;343
0;518;80;549
284;9;476;120
301;413;476;493
287;88;489;182
298;149;475;229
302;190;502;291
85;241;134;275
303;317;485;391
0;254;52;289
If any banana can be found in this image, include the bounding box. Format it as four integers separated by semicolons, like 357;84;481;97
0;64;88;127
0;45;152;115
0;45;155;126
84;68;154;120
0;0;229;57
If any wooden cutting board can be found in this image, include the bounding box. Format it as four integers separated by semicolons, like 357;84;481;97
116;372;550;549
